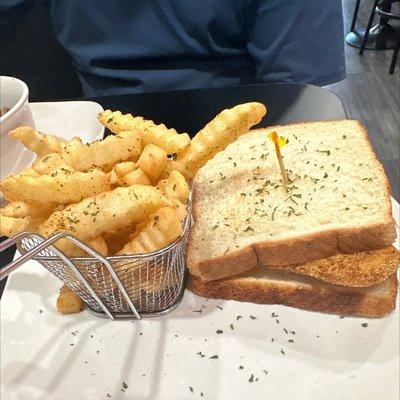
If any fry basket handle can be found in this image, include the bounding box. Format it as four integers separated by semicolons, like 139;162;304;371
0;231;59;280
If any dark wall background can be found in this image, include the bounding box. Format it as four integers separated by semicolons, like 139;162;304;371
0;0;82;101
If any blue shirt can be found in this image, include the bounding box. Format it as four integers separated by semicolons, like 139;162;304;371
5;0;346;96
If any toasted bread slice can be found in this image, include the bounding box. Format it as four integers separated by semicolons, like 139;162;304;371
190;268;399;318
187;120;396;281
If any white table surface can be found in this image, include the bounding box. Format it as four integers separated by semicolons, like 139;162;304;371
1;102;399;400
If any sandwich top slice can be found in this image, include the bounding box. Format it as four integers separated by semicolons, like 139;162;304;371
187;120;397;282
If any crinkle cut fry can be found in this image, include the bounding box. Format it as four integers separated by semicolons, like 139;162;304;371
61;130;142;172
0;201;58;218
168;102;267;178
117;207;182;255
0;169;112;204
33;153;75;175
0;214;44;237
57;285;85;314
156;170;190;203
98;110;190;154
39;185;170;242
10;126;65;156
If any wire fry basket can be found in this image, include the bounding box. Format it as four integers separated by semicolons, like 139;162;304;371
0;212;191;320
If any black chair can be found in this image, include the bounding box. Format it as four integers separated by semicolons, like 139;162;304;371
350;0;363;32
347;0;398;49
360;0;400;74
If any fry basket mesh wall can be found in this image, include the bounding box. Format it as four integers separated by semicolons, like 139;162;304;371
18;234;188;314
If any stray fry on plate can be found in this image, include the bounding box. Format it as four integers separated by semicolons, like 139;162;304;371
56;284;85;314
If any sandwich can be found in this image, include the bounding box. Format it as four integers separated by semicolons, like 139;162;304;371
186;120;400;317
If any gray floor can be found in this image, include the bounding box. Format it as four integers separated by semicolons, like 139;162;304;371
326;0;399;201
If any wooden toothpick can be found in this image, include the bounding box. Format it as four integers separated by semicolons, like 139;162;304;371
268;131;289;185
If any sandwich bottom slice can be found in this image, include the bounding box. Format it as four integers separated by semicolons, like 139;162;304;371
189;267;398;318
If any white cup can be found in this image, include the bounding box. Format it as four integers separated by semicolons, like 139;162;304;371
0;76;36;181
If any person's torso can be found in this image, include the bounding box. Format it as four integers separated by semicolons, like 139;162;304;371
50;0;252;95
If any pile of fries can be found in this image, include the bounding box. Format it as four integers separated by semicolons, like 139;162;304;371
0;102;266;313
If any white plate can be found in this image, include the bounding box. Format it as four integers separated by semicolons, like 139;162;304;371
2;209;399;400
30;101;104;143
1;105;399;400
